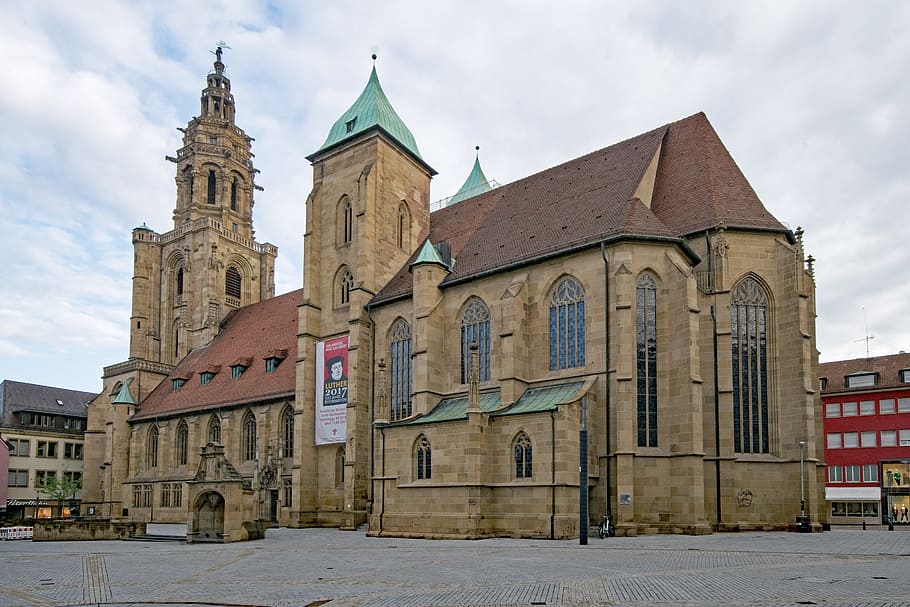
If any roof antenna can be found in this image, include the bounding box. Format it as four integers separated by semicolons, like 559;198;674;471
855;307;875;358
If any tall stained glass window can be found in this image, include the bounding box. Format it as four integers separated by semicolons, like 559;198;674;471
636;273;658;447
389;319;413;421
460;298;491;383
549;277;585;370
731;277;770;454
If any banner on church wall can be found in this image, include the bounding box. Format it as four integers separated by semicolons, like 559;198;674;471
315;336;348;445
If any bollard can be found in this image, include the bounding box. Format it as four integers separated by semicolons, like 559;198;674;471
862;519;866;530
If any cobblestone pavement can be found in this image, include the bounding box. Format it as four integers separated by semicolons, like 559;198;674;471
1;526;909;607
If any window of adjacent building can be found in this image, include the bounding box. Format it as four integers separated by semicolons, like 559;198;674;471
63;417;83;431
880;430;897;447
827;433;842;449
825;403;840;418
881;398;896;414
207;170;217;204
846;373;876;388
200;371;215;385
35;470;56;488
900;429;910;447
225;266;242;300
819;377;827;391
242;410;257;461
843;432;859;448
842;402;857;417
861;431;877;448
7;470;28;487
147;427;159;469
172;378;186;392
863;464;879;483
389;318;413;422
281;406;294;459
513;432;533;479
845;465;861;482
730;277;770;455
636;273;658;448
900;369;910;383
415;435;432;480
208;415;221;444
37;441;58;458
899;398;910;413
63;443;83;460
176;421;188;466
460;297;492;384
860;400;876;416
283;477;292;507
828;466;843;482
8;439;29;457
63;471;82;488
549;276;586;371
831;501;877;517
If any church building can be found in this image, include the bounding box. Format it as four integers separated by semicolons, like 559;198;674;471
82;50;825;540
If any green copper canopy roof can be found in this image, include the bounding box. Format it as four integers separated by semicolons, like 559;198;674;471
447;152;492;205
112;380;136;405
410;239;449;270
310;65;429;170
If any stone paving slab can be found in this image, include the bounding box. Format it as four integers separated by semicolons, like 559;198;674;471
1;527;908;607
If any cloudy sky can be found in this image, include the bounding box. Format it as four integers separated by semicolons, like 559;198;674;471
1;1;907;393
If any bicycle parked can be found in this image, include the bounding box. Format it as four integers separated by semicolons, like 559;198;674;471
598;514;615;538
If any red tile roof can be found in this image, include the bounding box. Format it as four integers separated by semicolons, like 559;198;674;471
819;352;910;394
373;112;787;304
132;289;302;420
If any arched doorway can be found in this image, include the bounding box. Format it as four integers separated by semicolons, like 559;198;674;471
193;491;225;541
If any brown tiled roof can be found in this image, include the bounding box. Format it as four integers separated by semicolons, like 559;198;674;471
0;380;96;425
819;352;910;394
373;113;787;304
132;289;302;420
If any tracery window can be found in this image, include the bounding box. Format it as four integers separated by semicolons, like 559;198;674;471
242;410;257;462
731;276;770;454
281;406;295;459
460;297;491;384
549;277;586;370
415;435;432;480
176;420;188;466
225;266;242;300
208;415;221;444
636;273;658;447
338;267;354;306
513;432;533;479
146;426;159;469
337;197;353;245
389;319;413;421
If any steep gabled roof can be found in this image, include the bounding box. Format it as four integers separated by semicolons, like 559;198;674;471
132;289;302;421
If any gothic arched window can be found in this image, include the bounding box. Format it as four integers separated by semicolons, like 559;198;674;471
230;178;238;210
208;415;221;444
415;435;432;480
175;420;189;466
389;319;413;421
731;276;770;454
397;202;410;250
337;267;354;306
513;432;533;479
146;426;159;469
636;273;658;447
225;266;241;300
281;406;294;459
337;196;353;246
242;410;257;462
549;277;586;370
207;170;217;205
460;297;491;384
176;267;184;297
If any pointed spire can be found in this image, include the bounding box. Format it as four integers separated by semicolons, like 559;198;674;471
199;45;235;123
112;380;136;405
309;57;434;174
447;146;492;206
410;239;449;271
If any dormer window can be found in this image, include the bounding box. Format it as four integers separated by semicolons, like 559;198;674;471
345;117;357;133
264;349;288;373
172;378;187;392
230;357;252;379
845;372;877;388
900;369;910;383
200;371;215;385
56;399;64;406
819;377;827;391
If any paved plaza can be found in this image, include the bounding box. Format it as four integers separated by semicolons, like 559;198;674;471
1;525;908;607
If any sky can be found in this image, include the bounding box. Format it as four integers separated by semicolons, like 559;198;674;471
1;1;908;393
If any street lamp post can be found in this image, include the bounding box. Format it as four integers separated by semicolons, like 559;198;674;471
798;441;809;532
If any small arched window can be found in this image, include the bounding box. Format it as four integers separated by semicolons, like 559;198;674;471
225;266;242;300
337;268;354;306
415;435;432;480
549;277;586;370
513;432;533;479
176;420;189;466
230;178;238;210
147;426;159;469
242;410;257;461
176;267;184;297
281;406;294;459
208;415;221;444
207;170;217;204
337;197;353;245
397;202;410;250
460;297;491;383
389;318;413;421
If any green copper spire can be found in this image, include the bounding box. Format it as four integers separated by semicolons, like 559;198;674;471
447;147;492;206
410;239;449;270
310;56;427;167
112;380;136;405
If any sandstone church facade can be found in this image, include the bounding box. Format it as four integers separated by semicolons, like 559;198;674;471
82;50;825;540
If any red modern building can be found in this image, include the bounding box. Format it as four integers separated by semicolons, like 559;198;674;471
820;352;910;526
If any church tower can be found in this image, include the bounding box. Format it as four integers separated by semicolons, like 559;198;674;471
82;48;277;513
293;57;434;527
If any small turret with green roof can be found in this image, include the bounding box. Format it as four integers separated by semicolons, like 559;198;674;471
447;146;492;206
308;55;434;175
